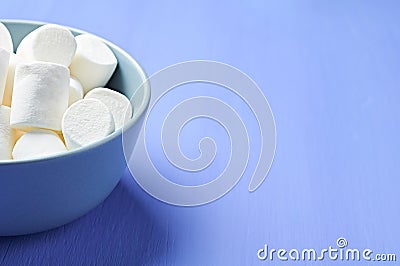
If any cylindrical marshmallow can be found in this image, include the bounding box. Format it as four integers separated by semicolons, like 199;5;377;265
2;53;25;107
0;22;13;53
69;76;84;106
10;62;70;131
0;106;17;160
0;48;10;103
62;99;115;150
12;129;67;160
69;34;117;94
85;87;132;129
16;24;77;67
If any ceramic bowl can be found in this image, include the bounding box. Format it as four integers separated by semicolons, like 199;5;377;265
0;20;150;236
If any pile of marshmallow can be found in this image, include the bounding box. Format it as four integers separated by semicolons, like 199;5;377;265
0;23;132;160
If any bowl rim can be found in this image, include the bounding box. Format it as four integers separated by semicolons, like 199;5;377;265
0;19;151;165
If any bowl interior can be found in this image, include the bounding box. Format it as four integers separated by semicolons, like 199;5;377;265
1;20;150;163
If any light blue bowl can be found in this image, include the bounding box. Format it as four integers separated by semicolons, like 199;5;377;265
0;20;150;236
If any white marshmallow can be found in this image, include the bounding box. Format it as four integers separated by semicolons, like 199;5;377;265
0;49;10;103
69;34;117;94
62;98;115;150
10;62;69;131
16;24;77;67
85;87;132;129
0;22;13;52
69;76;84;106
2;53;25;107
0;106;17;160
12;129;67;160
